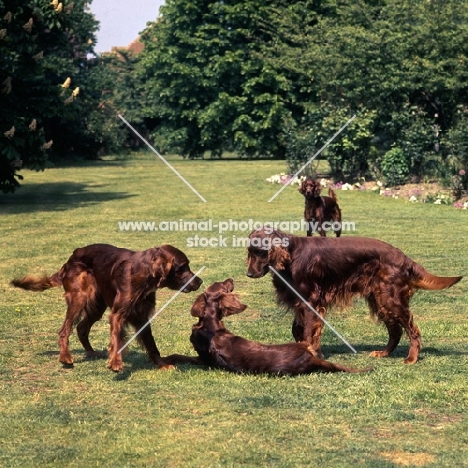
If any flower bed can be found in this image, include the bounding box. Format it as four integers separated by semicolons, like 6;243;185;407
266;174;468;209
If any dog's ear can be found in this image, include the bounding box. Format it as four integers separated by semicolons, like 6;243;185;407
268;244;291;271
313;182;322;198
150;250;173;286
298;181;306;194
219;293;247;317
190;292;207;317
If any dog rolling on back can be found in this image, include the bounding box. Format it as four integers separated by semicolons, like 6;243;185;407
164;279;370;375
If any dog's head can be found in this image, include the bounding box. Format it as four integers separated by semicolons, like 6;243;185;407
190;278;247;319
299;177;321;199
246;228;291;278
151;245;203;292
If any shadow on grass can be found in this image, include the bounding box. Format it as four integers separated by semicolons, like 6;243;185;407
0;181;134;213
38;344;468;380
109;352;211;381
324;343;468;361
37;348;205;379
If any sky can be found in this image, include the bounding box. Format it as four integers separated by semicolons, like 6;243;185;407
89;0;166;53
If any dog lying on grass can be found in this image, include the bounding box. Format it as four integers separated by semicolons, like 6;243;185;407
164;279;370;375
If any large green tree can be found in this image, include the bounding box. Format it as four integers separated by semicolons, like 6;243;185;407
138;0;468;187
264;0;468;181
0;0;98;193
139;0;295;158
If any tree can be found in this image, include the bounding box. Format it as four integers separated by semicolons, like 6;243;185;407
138;0;295;159
100;46;161;152
262;0;468;181
0;0;99;193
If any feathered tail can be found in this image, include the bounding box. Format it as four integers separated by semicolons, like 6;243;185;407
410;263;462;291
11;271;62;292
328;187;338;201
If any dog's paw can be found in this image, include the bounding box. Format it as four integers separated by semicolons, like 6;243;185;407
403;357;418;365
86;350;104;359
107;360;123;372
369;350;389;358
157;363;175;371
59;354;74;366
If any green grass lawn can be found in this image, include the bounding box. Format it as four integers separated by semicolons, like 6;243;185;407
0;154;467;467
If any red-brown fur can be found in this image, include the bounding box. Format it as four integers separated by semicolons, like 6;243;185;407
164;279;370;375
246;228;463;364
11;244;203;371
298;177;342;237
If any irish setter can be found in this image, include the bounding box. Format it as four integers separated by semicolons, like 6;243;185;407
246;228;462;364
12;243;203;371
298;177;342;237
164;279;370;375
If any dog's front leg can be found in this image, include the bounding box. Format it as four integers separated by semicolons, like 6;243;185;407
130;318;175;370
108;311;125;372
302;305;326;359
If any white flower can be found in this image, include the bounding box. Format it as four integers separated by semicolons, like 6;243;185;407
377;181;383;187
291;175;305;185
320;178;328;187
371;185;380;191
409;195;418;203
266;173;291;184
266;173;281;183
463;201;468;210
341;183;354;190
434;199;442;205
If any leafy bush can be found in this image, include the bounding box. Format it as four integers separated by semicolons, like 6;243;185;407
442;106;468;199
284;110;323;176
381;147;409;187
285;106;376;181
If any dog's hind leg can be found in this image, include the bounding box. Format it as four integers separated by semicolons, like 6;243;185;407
367;285;421;363
58;297;84;366
58;265;92;366
76;295;106;359
369;320;403;359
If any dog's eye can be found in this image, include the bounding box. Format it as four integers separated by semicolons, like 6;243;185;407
175;264;188;274
252;249;267;257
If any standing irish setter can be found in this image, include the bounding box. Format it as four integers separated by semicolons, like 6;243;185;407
12;244;203;371
246;228;462;364
298;177;342;237
164;279;370;375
